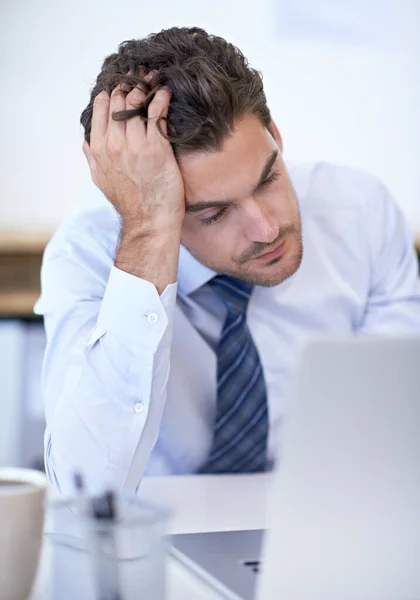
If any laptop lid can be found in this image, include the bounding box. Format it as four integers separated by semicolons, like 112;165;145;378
257;337;420;600
171;529;264;600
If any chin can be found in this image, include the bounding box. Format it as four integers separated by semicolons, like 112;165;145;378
186;230;303;287
240;240;303;287
222;245;303;287
247;257;301;287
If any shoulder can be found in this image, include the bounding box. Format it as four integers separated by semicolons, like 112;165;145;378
287;160;389;213
44;189;121;268
287;161;409;269
37;191;121;315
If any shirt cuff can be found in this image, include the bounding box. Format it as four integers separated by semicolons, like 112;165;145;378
97;266;178;353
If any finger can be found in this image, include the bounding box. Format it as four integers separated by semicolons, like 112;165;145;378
107;84;127;152
143;69;158;83
125;85;147;146
147;88;172;142
90;90;110;155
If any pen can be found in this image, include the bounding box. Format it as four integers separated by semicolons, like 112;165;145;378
73;471;89;520
73;473;122;600
91;491;122;600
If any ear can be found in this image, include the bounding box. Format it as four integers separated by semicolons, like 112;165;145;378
268;119;283;153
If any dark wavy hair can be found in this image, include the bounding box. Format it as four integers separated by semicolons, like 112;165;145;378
80;26;271;156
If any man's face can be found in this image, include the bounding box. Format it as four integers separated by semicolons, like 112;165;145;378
178;114;303;287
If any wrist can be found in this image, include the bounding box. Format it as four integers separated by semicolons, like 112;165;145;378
121;221;182;245
121;207;184;237
116;221;181;294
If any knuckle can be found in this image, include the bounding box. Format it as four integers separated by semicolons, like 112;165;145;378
111;85;125;99
154;88;171;103
106;140;122;159
126;141;140;158
148;145;166;163
146;113;159;125
120;81;131;93
148;108;164;122
94;90;109;103
149;101;163;114
89;141;101;157
148;93;170;117
126;88;143;107
127;85;142;97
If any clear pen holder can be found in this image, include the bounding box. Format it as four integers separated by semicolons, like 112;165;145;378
44;494;171;600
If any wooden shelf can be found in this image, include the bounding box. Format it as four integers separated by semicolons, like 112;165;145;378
0;230;52;318
0;230;52;254
0;291;40;317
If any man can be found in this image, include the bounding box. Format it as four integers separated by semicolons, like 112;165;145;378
36;27;420;495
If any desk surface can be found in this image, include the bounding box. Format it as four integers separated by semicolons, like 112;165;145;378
33;474;273;600
139;474;272;534
143;474;272;600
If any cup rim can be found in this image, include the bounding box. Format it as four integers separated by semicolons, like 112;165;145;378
0;468;48;496
47;493;171;528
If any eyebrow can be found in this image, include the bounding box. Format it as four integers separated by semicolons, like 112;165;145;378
186;149;279;214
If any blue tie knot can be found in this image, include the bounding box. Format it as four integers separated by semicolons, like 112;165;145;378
210;275;253;315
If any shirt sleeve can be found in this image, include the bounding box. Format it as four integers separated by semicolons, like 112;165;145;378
36;220;177;496
359;181;420;333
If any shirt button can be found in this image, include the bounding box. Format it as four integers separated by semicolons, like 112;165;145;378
134;402;144;414
146;312;158;324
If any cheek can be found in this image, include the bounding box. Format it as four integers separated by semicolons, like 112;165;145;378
267;181;293;213
181;221;217;250
281;178;300;216
181;221;238;262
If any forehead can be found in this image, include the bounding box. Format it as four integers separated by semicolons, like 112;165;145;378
178;114;277;205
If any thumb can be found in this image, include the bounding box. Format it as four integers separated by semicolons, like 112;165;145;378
82;140;97;172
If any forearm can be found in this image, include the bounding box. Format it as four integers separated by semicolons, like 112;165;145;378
43;269;177;495
115;216;182;295
45;333;172;495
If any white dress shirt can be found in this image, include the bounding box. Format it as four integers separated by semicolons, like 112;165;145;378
35;162;420;495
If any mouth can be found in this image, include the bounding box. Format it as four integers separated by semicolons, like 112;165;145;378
254;238;287;262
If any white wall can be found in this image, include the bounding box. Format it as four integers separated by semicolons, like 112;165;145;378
1;0;419;233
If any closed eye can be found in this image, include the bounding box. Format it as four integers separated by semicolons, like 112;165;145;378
200;206;229;227
200;170;280;226
255;170;280;192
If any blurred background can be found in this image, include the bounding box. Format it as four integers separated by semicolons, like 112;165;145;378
1;0;419;469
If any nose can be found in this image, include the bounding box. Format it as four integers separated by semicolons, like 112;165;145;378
242;197;279;244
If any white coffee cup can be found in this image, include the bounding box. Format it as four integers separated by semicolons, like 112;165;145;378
0;468;48;600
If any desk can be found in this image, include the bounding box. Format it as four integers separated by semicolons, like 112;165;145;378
32;474;273;600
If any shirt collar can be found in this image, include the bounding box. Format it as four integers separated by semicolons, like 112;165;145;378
177;244;217;296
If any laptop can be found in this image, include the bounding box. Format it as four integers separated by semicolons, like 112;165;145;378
170;337;420;600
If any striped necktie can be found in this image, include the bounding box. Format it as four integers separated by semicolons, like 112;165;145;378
199;275;269;473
